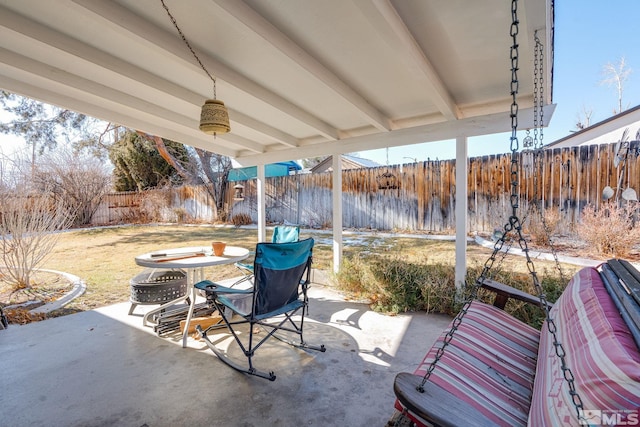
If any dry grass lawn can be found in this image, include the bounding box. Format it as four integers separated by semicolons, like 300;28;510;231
1;224;585;320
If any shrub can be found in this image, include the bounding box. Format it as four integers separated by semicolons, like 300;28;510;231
0;193;73;290
172;207;189;223
139;189;172;222
526;206;562;246
334;254;568;328
232;213;253;226
369;258;437;313
335;254;447;314
217;209;229;223
577;202;640;257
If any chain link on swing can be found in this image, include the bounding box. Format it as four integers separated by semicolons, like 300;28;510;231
416;0;523;392
414;1;586;422
531;31;566;284
533;31;543;150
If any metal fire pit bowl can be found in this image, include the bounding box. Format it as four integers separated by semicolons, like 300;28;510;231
129;269;188;315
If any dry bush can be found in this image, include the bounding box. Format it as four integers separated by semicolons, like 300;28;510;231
526;206;562;246
172;207;190;223
115;207;143;224
333;253;567;328
0;194;73;290
217;208;229;223
577;203;640;257
35;150;112;226
139;189;171;222
3;307;48;324
232;213;253;226
335;253;459;314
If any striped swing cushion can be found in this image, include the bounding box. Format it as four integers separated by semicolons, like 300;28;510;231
528;266;640;425
394;300;540;426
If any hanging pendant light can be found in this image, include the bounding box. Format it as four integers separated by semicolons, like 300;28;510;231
200;99;230;135
161;0;230;135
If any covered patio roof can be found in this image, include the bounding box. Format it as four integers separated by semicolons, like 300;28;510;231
0;0;555;282
0;0;554;166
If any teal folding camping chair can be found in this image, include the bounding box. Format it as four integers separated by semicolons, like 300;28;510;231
194;237;325;380
234;224;300;278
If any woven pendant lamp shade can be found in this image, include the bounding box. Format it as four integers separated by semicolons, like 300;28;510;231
200;99;230;135
161;1;230;136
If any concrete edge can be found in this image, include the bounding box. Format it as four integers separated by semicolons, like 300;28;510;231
30;269;86;314
474;235;604;268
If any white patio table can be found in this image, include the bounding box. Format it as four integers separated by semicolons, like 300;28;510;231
135;245;250;348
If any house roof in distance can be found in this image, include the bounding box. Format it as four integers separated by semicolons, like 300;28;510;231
545;105;640;149
310;155;381;173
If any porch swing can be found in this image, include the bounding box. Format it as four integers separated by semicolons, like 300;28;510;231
390;1;640;426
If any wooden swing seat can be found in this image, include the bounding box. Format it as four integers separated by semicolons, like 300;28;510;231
391;259;640;426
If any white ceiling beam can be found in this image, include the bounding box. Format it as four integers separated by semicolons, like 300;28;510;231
0;48;195;128
0;73;241;158
0;4;299;150
0;46;263;155
235;104;556;166
356;0;460;121
213;0;392;132
228;110;299;148
73;0;340;141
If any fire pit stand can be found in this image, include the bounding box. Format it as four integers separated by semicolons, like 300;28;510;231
129;269;188;315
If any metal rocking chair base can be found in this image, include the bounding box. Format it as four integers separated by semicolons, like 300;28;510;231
196;324;277;381
196;322;325;381
270;329;326;353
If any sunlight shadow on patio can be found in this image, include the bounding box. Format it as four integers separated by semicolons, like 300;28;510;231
0;282;452;426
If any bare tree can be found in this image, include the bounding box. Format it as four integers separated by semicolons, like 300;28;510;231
34;149;113;226
0;91;96;175
0;187;73;290
601;57;632;114
574;104;594;130
193;148;232;215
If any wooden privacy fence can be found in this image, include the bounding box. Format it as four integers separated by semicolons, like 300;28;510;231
92;186;217;225
92;142;639;233
228;141;640;233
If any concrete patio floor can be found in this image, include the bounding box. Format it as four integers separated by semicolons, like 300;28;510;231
0;272;452;427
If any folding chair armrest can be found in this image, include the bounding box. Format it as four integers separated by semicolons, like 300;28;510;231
479;278;552;310
195;280;253;294
235;262;254;274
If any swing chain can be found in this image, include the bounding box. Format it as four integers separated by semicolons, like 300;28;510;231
418;2;586;422
509;0;519;155
532;34;566;284
533;32;543;149
528;30;586;423
417;0;524;390
476;0;524;296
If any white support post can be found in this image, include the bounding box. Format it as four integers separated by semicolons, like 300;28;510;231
257;164;266;243
455;136;468;298
332;155;343;273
